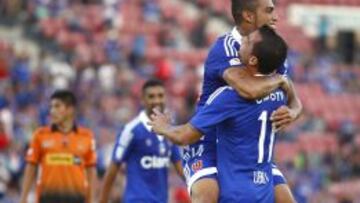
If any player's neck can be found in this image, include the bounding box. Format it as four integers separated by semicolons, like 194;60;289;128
246;65;259;76
237;24;256;36
145;110;152;118
57;119;75;134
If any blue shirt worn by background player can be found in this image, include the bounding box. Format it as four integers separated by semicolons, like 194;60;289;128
190;86;287;202
112;111;181;203
183;27;289;185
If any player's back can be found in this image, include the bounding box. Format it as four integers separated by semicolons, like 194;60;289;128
216;87;287;202
217;89;286;168
191;86;287;202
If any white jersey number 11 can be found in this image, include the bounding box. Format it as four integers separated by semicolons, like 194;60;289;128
258;111;275;163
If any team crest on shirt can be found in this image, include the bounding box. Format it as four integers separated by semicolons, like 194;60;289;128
146;139;152;147
77;144;85;151
229;58;241;66
191;160;203;172
41;140;55;148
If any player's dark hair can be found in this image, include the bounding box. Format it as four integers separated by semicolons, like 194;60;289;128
252;25;288;75
50;90;77;107
142;79;165;93
231;0;259;24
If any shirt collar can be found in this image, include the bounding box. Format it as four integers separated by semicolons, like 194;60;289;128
139;110;152;132
231;27;242;44
51;123;78;133
139;110;164;141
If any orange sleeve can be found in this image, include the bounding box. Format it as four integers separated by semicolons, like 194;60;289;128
25;130;42;164
84;132;97;167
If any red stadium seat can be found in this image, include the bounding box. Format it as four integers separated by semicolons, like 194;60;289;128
275;142;300;162
297;132;338;154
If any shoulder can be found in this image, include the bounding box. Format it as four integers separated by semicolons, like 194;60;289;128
123;116;142;134
209;33;239;58
206;86;239;105
32;126;52;137
116;116;142;143
76;127;95;139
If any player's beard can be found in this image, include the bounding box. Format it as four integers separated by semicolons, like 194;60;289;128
152;104;165;113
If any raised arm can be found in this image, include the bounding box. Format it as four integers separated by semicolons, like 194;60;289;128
152;122;202;146
149;109;202;146
150;89;238;145
223;67;286;100
271;78;303;131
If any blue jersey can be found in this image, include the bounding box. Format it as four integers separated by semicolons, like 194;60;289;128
197;27;288;108
112;111;181;203
190;87;287;202
183;27;289;188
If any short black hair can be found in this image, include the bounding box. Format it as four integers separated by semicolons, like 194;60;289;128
232;0;259;24
50;90;77;107
142;79;165;93
252;25;288;75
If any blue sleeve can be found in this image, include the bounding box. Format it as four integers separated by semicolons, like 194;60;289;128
276;59;290;76
111;126;135;164
190;87;243;135
170;144;181;163
209;37;244;78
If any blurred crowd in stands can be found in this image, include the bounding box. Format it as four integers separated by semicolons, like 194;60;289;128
0;0;359;202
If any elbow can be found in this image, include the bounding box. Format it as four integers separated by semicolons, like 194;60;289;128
297;101;304;117
172;134;193;146
173;137;190;146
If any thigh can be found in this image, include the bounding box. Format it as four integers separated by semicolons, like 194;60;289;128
274;183;297;203
272;164;296;203
191;176;219;203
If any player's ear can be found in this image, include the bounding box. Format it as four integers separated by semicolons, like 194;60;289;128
242;10;255;24
68;106;76;116
249;55;258;66
140;94;146;106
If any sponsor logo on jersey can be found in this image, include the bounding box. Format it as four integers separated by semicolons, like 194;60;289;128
46;153;74;165
253;170;269;185
140;156;170;169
